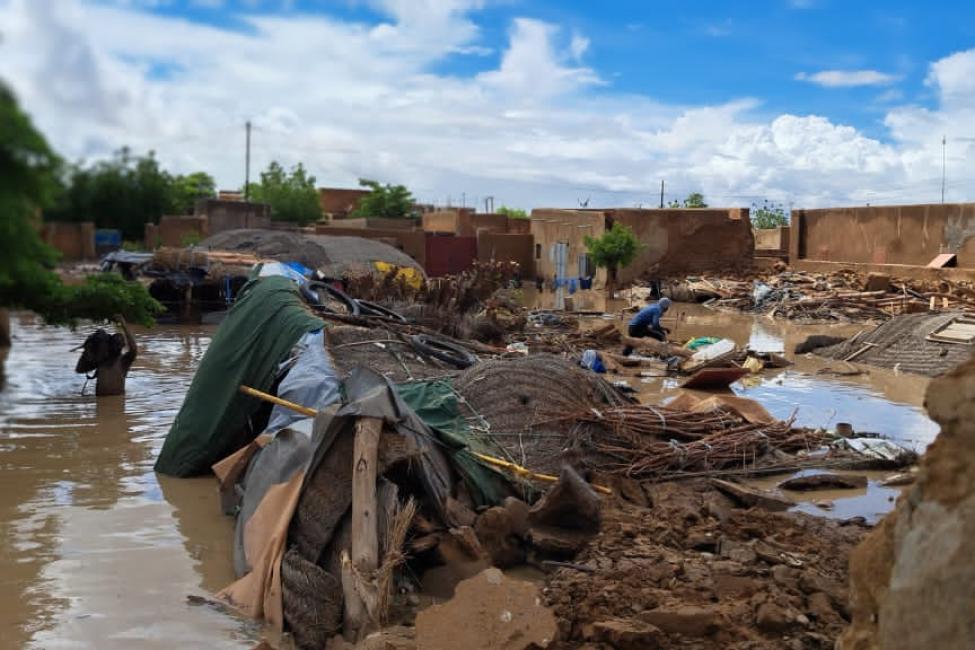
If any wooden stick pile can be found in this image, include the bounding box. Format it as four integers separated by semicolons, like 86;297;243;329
545;405;831;480
674;269;975;322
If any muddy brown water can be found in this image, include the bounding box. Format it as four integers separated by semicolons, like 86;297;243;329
0;313;256;649
0;301;943;646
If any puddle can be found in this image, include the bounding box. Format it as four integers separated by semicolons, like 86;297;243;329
747;469;908;525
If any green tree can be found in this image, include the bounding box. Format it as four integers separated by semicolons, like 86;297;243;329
246;161;322;225
47;148;179;239
352;178;415;218
668;192;708;208
497;205;528;219
0;83;162;342
172;171;216;214
751;200;789;229
584;222;642;290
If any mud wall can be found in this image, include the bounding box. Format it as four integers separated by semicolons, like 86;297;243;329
477;232;535;276
41;221;96;260
196;199;271;234
153;215;208;248
318;188;369;217
791;203;975;267
466;213;509;236
754;226;790;252
531;208;752;287
840;357;975;649
614;208;753;283
422;209;468;234
530;209;608;284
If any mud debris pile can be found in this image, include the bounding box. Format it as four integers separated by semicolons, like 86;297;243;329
545;481;867;649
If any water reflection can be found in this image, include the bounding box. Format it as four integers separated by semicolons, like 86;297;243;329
634;304;940;449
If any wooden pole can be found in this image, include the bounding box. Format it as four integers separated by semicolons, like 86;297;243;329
343;416;382;640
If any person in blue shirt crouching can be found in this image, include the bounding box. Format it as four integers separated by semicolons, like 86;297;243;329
622;296;671;355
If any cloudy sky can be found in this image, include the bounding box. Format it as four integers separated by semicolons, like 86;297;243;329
2;0;974;210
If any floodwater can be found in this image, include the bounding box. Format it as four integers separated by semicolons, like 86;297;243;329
531;288;939;524
0;313;257;649
0;297;944;646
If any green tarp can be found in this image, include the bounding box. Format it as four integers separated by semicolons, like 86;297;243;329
396;379;517;507
155;276;324;477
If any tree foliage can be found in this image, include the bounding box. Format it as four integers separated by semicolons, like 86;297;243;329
172;171;217;214
668;192;708;208
497;205;528;219
584;222;641;285
352;178;415;219
0;83;162;328
46;148;215;238
246;161;322;225
751;200;789;229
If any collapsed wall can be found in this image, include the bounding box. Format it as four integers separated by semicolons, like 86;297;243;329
840;356;975;649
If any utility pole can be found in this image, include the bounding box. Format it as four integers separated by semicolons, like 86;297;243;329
659;180;664;208
244;120;252;202
941;135;947;204
462;192;466;208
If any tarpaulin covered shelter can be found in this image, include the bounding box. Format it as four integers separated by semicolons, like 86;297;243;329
155;276;324;476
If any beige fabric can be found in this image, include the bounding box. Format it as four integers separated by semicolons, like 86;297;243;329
217;468;305;630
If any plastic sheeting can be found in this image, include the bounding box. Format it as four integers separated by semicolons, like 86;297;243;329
265;330;341;435
396;379;514;507
218;367;456;631
155;276;324;477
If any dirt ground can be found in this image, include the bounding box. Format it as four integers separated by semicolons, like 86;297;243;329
543;480;867;649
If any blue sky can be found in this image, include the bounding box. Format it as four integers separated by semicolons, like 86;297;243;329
2;0;974;208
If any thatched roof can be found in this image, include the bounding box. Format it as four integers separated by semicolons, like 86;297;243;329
198;229;424;278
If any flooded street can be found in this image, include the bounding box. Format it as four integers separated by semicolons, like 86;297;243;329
0;301;940;646
0;314;256;649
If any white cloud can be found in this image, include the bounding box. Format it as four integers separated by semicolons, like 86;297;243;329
569;32;589;62
796;69;900;88
0;0;973;209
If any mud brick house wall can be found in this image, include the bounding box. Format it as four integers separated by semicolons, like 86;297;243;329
477;232;535;276
318;188;371;219
531;208;753;287
790;203;975;267
194;199;271;234
41;222;96;260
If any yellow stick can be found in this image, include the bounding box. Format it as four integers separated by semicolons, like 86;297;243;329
239;384;613;496
239;385;319;418
470;451;612;495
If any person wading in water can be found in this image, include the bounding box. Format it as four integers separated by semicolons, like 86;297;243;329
74;315;137;396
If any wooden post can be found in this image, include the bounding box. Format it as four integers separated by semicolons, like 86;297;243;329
0;309;10;348
343;416;382;640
